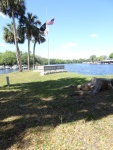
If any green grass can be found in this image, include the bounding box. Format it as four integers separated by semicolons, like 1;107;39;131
0;71;113;150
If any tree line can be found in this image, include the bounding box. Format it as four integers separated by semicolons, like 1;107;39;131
0;51;113;66
0;51;47;66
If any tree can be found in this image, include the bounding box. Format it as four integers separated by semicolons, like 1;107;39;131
21;52;28;65
78;58;85;63
1;51;17;65
3;23;14;44
109;53;113;59
90;55;97;62
19;13;41;70
32;27;46;69
97;55;106;61
0;0;26;71
0;53;3;65
3;23;25;44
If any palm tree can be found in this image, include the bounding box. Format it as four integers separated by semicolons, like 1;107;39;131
19;13;41;70
3;23;25;44
0;0;26;71
3;23;14;44
32;27;46;69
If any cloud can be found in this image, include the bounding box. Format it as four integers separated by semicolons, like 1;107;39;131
61;42;78;48
0;43;6;47
89;33;97;38
0;12;7;18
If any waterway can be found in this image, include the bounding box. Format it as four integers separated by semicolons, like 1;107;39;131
0;69;18;75
0;63;113;76
65;63;113;76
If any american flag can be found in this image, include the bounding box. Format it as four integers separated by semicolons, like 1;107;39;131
46;18;54;25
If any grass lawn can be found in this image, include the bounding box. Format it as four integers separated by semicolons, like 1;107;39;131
0;71;113;150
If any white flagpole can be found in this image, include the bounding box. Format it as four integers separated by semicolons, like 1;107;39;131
46;7;50;65
47;34;50;65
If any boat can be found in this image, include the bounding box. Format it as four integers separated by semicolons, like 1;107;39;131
22;65;28;69
12;65;19;69
0;65;5;70
5;65;11;69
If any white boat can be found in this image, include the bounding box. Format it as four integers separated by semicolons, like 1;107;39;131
12;65;19;69
5;65;11;69
22;65;28;69
0;65;5;70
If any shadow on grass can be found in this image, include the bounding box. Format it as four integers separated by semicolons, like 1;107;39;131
0;77;113;149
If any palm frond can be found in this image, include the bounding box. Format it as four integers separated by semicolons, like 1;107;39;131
0;0;26;18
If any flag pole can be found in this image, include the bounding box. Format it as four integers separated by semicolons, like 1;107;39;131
47;34;50;65
46;7;50;65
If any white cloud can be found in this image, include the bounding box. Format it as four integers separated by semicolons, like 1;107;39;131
0;12;7;18
89;33;97;38
61;42;78;48
0;43;6;47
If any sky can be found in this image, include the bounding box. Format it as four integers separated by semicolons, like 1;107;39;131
0;0;113;60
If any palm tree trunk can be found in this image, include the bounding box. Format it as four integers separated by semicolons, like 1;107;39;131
28;39;30;70
12;11;22;72
33;42;36;70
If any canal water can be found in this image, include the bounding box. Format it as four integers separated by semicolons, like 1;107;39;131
0;63;113;76
0;69;18;75
64;63;113;76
